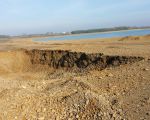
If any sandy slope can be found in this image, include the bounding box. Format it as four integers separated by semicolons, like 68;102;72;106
0;35;150;120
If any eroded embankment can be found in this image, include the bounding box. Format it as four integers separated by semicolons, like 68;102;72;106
26;49;144;70
0;49;144;73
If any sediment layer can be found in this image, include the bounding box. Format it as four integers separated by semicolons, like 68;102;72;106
0;49;144;73
25;49;144;70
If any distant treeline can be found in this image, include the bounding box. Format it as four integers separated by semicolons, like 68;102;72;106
0;35;10;38
71;26;150;34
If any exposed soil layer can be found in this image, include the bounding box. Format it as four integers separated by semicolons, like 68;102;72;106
26;49;144;71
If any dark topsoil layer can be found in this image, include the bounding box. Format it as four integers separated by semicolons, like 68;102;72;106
24;49;144;71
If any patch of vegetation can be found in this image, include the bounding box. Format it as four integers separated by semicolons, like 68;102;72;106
71;26;150;34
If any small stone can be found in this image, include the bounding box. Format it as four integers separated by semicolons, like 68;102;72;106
103;112;107;116
118;109;122;113
76;115;79;118
98;113;102;117
107;73;113;77
22;85;26;89
38;117;45;120
140;117;145;120
43;108;47;112
43;81;46;84
142;76;145;79
143;68;149;71
98;77;103;79
86;99;90;105
112;112;117;118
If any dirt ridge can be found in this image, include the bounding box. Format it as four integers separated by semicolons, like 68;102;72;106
0;49;144;74
25;49;144;70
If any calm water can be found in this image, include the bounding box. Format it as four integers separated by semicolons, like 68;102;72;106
34;29;150;41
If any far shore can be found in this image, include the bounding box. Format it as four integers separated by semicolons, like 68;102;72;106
1;28;150;40
32;28;150;42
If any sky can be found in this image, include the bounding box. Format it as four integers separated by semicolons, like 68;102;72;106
0;0;150;35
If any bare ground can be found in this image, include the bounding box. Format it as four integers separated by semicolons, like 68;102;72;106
0;35;150;120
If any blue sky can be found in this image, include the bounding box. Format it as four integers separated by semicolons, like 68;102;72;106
0;0;150;35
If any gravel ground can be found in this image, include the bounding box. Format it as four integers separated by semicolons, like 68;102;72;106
0;35;150;120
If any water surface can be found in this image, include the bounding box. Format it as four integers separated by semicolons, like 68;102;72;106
34;29;150;41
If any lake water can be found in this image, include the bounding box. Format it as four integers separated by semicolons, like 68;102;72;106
34;29;150;41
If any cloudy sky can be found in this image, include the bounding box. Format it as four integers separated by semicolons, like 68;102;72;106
0;0;150;35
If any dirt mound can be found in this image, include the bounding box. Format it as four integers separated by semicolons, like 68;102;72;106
0;79;125;120
146;34;150;37
0;49;144;73
119;36;140;41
